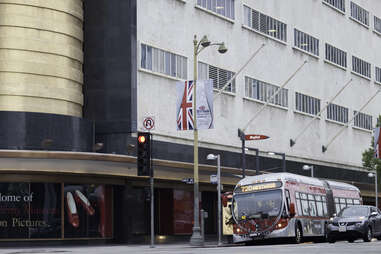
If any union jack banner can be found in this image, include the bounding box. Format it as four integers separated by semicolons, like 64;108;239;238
176;81;194;130
176;80;214;131
374;127;381;159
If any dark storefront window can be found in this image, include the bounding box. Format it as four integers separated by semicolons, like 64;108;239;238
0;183;113;240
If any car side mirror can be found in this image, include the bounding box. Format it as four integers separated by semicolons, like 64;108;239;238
289;203;296;217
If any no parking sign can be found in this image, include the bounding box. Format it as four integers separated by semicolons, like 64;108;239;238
143;117;155;131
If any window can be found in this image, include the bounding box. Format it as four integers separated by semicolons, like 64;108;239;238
295;92;321;115
294;29;319;56
375;16;381;34
327;103;349;124
323;0;345;12
376;66;381;84
354;199;360;205
296;192;327;217
352;56;371;78
350;2;369;26
198;62;236;93
141;44;187;79
325;43;347;68
197;0;235;20
353;111;373;130
245;77;288;107
243;5;287;42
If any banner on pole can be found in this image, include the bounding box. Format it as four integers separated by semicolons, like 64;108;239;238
176;80;214;131
374;127;381;159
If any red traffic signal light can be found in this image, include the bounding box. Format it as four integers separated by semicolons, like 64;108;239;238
138;135;146;144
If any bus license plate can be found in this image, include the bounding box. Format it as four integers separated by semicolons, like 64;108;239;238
339;226;346;232
250;233;258;237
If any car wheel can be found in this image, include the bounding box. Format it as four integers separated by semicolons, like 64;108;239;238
347;238;355;243
363;227;372;242
327;234;336;244
377;236;381;241
294;224;303;244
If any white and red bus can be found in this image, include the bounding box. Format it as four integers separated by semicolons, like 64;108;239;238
226;172;361;243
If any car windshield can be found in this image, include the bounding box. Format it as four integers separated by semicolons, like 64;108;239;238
233;189;282;221
338;206;369;217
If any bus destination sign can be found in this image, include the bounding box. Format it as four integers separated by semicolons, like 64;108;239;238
236;181;282;193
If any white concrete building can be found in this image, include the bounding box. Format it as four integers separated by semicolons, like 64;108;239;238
137;0;381;181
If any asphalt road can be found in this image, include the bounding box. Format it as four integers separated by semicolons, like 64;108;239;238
0;240;380;254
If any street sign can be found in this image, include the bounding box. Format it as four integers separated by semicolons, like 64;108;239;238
210;175;218;184
181;178;194;184
245;134;269;141
143;117;155;131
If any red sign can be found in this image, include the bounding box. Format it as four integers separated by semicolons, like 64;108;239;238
245;134;269;141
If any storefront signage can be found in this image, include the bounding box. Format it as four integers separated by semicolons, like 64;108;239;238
0;183;113;240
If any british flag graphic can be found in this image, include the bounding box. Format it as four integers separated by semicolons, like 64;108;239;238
176;81;194;130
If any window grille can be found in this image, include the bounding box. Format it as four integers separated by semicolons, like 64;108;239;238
375;16;381;34
197;0;235;20
327;103;349;123
141;44;187;79
295;92;321;115
245;77;288;107
352;56;371;78
243;5;287;42
323;0;345;12
294;29;319;56
325;43;347;68
376;66;381;83
350;2;369;26
353;111;372;130
198;62;236;93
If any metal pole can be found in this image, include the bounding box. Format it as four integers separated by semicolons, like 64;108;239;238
150;176;154;248
311;166;314;178
242;138;246;178
282;153;286;172
376;171;378;209
214;43;266;101
242;60;308;132
190;35;203;246
217;155;222;246
255;149;260;175
290;79;353;147
323;87;381;152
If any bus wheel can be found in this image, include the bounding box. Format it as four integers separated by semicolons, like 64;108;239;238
294;224;303;244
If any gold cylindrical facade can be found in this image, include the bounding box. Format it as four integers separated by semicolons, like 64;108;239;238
0;0;84;117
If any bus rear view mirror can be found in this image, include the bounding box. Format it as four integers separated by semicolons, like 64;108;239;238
289;203;296;217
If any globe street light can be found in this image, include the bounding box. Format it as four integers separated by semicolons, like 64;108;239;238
303;165;314;177
190;35;227;247
368;172;378;208
206;153;222;247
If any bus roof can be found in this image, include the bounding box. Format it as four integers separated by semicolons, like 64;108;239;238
237;173;360;192
326;180;360;192
237;172;324;187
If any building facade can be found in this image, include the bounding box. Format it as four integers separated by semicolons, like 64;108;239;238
0;0;379;244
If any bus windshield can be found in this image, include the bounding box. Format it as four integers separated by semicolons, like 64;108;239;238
233;189;282;221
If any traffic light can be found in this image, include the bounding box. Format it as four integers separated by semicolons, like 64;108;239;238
137;132;152;176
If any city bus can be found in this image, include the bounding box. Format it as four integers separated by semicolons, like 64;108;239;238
226;172;361;244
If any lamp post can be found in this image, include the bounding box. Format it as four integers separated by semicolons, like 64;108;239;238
303;165;314;177
268;152;286;172
368;171;378;208
207;153;222;247
190;35;227;247
245;147;260;175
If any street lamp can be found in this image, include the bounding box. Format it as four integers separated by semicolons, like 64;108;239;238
268;152;286;172
190;35;227;247
303;165;314;177
368;171;378;209
206;153;222;247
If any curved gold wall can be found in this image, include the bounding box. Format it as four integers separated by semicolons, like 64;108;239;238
0;0;83;117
